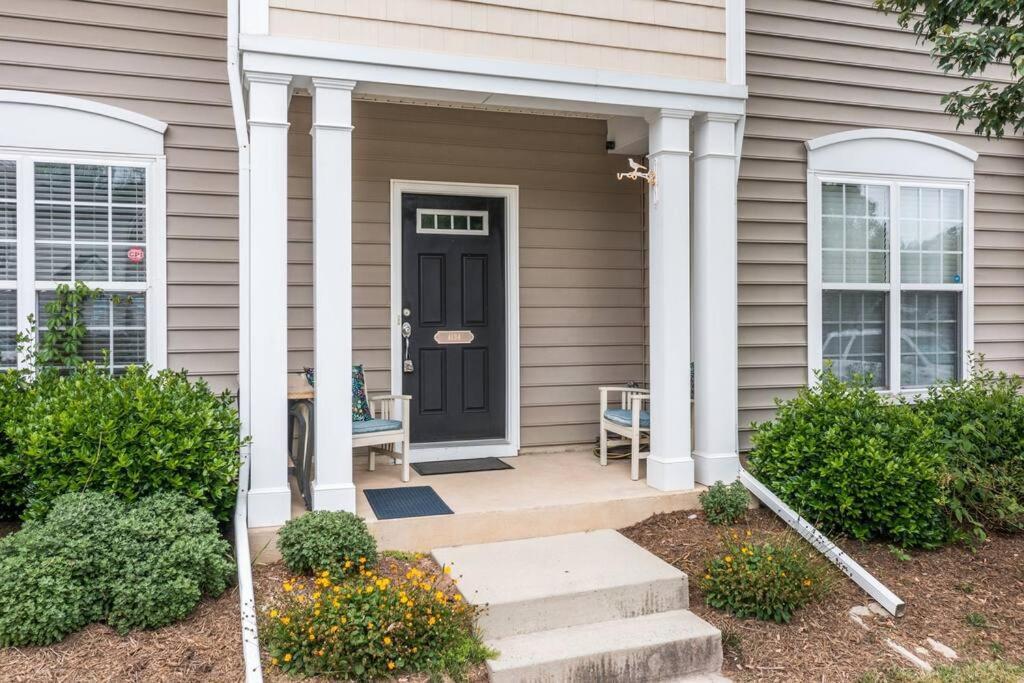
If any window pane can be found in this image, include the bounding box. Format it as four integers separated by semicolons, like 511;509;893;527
36;292;146;372
900;187;963;284
0;290;15;368
35;163;146;285
821;182;888;284
822;290;887;388
0;161;16;281
900;291;960;388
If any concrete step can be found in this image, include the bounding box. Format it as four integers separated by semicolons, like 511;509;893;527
432;529;688;639
485;609;724;683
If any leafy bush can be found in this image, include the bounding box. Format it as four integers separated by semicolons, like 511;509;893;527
700;531;830;623
0;370;30;518
277;510;378;576
0;491;234;646
913;358;1024;538
263;561;490;680
699;481;749;525
6;363;242;520
748;369;950;548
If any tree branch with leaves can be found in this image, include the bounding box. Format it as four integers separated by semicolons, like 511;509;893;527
875;0;1024;138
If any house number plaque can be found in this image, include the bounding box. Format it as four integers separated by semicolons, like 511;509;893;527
433;330;475;345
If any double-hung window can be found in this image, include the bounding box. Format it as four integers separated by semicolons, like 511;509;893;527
0;91;167;373
808;130;975;393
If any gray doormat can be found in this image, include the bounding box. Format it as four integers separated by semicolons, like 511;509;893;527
411;457;514;476
363;486;454;520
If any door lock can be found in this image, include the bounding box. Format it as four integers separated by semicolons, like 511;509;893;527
401;321;414;373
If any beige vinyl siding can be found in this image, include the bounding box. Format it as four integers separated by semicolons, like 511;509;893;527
269;0;726;82
287;99;646;449
0;0;238;392
739;0;1024;449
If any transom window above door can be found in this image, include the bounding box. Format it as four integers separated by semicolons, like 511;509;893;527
416;208;489;236
806;129;976;394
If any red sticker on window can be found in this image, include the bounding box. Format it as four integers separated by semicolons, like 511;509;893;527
127;247;145;264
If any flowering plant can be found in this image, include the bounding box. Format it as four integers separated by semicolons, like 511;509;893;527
262;557;491;680
700;531;830;623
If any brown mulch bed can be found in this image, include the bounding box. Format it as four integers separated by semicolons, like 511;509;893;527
621;508;1024;682
0;586;244;682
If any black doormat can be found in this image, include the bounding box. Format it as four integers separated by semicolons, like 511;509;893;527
363;486;454;520
411;457;514;476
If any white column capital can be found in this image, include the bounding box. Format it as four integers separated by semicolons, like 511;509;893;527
694;113;741;160
310;77;357;92
311;79;355;133
246;72;291;129
245;71;293;87
646;109;693;157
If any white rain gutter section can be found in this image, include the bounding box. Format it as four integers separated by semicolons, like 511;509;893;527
228;0;261;679
739;468;906;618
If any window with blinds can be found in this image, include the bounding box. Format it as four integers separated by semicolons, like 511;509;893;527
0;157;150;372
818;180;965;391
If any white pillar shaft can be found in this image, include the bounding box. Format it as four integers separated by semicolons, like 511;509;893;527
693;115;741;484
646;110;695;491
311;79;357;512
246;72;292;527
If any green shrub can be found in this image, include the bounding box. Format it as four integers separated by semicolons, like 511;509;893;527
0;491;234;646
700;532;830;623
748;369;950;548
913;358;1024;538
699;481;749;525
7;363;242;521
262;562;490;680
277;510;378;576
0;370;30;519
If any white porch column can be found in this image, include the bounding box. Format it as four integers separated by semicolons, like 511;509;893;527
310;78;357;512
646;110;695;491
245;71;292;527
693;114;742;484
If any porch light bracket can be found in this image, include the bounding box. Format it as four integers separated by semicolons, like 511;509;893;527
616;158;656;186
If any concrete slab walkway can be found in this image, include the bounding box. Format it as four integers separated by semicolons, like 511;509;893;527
433;530;727;683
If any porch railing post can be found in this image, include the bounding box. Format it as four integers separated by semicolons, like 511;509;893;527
692;113;742;484
245;71;292;527
645;110;695;491
310;78;357;512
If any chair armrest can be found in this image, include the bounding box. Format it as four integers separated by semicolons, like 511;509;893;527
599;386;649;394
369;394;412;402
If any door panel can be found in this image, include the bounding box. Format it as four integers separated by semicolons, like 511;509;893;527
402;193;506;443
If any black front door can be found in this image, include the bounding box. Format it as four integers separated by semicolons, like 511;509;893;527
402;193;506;443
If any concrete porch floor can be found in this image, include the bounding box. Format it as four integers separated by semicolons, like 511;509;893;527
355;448;705;552
248;448;706;561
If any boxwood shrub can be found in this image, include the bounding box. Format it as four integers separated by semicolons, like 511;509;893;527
6;363;242;521
277;510;378;576
748;369;950;549
0;491;234;647
0;370;31;519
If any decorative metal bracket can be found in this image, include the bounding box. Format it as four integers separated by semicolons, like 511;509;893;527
616;158;656;186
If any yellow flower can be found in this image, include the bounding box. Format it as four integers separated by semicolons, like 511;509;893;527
341;616;347;624
703;574;711;580
271;657;279;666
330;625;339;634
724;556;733;563
283;653;292;663
803;578;813;587
280;616;291;625
745;530;752;537
344;560;353;569
443;566;452;575
269;609;278;618
282;582;293;592
454;594;462;602
309;634;315;641
387;661;396;670
781;571;787;577
367;622;374;629
428;616;437;626
359;557;366;564
383;636;392;646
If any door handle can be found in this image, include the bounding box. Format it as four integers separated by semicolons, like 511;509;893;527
401;321;413;373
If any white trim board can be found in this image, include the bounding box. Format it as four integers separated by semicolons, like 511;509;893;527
389;180;520;463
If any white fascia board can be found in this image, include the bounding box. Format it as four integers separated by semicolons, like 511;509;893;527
240;34;747;117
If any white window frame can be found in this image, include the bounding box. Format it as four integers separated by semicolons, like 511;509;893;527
415;208;490;236
0;90;168;372
806;129;976;395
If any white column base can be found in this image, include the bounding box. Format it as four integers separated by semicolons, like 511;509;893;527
247;486;292;528
313;482;357;513
694;451;740;485
646;456;695;491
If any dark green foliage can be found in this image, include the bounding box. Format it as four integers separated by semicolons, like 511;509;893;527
875;1;1024;139
914;358;1024;538
7;363;242;521
0;492;234;647
0;371;30;518
34;281;102;369
748;369;950;549
277;510;378;576
699;481;750;526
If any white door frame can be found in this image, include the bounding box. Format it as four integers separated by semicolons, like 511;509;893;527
389;179;520;462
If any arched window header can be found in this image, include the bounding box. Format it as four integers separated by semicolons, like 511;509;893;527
0;90;166;157
806;128;977;180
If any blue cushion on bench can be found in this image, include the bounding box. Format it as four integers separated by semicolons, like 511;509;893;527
603;408;650;428
353;418;403;435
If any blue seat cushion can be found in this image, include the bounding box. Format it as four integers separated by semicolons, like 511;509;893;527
353;418;403;435
603;408;650;429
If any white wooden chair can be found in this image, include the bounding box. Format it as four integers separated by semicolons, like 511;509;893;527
599;386;650;480
358;393;412;482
